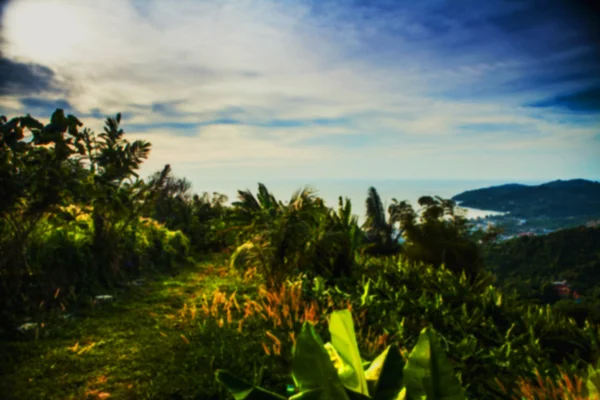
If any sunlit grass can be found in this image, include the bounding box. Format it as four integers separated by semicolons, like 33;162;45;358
1;254;596;399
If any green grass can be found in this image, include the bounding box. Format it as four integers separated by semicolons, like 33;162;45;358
0;254;274;400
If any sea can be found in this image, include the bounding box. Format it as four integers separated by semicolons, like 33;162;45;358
190;179;545;225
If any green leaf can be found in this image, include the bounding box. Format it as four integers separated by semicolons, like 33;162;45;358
364;345;405;400
402;327;466;400
292;322;350;400
361;280;371;307
587;362;600;400
215;370;286;400
329;309;370;396
324;342;356;384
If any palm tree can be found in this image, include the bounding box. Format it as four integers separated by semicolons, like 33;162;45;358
362;187;402;256
230;183;325;285
310;196;365;278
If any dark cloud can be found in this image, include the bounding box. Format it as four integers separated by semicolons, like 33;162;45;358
126;122;201;133
125;119;241;136
487;0;600;57
150;101;188;116
501;61;600;97
1;0;62;99
81;108;105;119
0;0;9;21
255;117;348;128
0;58;59;96
0;0;11;46
13;99;130;121
528;87;600;112
1;0;60;97
121;116;347;136
19;97;73;116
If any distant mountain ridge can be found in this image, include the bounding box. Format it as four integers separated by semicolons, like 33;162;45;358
452;179;600;218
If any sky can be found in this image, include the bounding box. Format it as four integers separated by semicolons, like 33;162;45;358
0;0;599;187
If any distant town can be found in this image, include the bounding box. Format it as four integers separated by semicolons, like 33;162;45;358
469;212;600;241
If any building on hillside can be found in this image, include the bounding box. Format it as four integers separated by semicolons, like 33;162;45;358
552;281;571;298
586;220;600;228
518;232;535;237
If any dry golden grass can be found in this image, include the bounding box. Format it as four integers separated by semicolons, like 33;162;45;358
496;367;598;400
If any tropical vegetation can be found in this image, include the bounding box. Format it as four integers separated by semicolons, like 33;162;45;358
1;109;599;399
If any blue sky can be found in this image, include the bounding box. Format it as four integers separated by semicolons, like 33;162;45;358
0;0;599;186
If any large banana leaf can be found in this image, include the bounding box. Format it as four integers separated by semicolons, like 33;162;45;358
364;344;406;400
329;310;370;396
215;370;286;400
292;322;350;400
402;327;466;400
588;360;600;400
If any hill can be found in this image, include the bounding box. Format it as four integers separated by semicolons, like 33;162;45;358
484;225;600;296
452;179;600;219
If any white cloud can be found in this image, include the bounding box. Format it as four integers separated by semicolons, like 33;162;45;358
1;0;598;181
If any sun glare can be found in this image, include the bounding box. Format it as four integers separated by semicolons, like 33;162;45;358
3;0;89;65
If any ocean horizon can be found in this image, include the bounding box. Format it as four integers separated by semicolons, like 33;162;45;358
190;178;547;224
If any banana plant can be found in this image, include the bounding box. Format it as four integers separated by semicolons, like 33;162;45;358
587;359;600;400
215;309;467;399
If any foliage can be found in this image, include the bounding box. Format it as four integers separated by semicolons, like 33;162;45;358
588;360;600;400
362;187;402;256
2;256;599;399
485;225;600;324
147;166;232;252
485;226;600;295
0;110;86;308
228;184;489;289
0;109;192;323
314;257;600;399
76;113;159;287
229;184;366;285
361;189;486;279
217;309;466;400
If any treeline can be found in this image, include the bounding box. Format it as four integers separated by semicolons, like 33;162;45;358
0;110;230;327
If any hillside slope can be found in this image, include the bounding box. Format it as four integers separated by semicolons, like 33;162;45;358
452;179;600;219
484;226;600;296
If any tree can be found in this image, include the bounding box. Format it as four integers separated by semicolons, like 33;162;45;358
310;196;365;279
362;187;402;256
396;195;485;278
148;165;194;232
74;112;163;284
0;110;85;307
147;166;232;252
230;183;325;285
